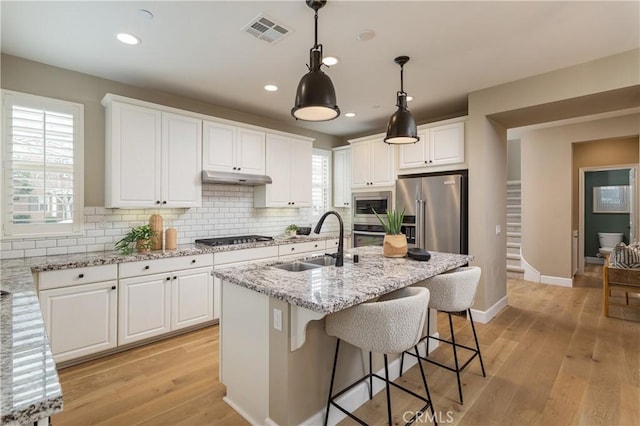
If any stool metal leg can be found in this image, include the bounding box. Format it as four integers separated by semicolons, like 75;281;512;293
414;346;437;426
383;354;392;426
324;339;341;426
468;309;486;377
369;352;373;400
448;312;464;405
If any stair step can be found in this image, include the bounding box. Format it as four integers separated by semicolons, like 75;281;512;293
507;232;522;238
507;242;520;248
507;213;521;218
507;265;525;273
507;196;521;202
507;253;521;260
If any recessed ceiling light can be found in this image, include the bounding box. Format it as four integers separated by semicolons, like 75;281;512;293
407;96;414;102
323;56;339;66
345;112;356;118
138;9;154;20
264;84;278;92
117;33;141;45
357;30;375;41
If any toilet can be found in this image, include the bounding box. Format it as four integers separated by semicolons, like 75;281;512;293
598;232;624;257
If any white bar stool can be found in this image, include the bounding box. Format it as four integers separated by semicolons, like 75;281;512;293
400;266;486;405
324;287;437;426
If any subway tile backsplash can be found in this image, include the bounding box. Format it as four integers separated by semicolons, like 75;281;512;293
0;184;351;260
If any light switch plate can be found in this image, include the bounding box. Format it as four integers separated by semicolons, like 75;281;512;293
273;308;282;331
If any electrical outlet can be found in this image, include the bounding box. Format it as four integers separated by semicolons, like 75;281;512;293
496;225;501;235
273;309;282;331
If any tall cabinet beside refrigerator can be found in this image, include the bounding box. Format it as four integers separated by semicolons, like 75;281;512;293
396;173;468;254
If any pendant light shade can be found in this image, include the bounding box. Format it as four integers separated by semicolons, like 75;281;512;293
291;0;340;121
384;56;419;144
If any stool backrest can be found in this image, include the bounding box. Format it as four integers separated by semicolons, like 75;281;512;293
418;266;481;312
326;287;430;354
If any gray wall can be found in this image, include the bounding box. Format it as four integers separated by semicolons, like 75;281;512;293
1;54;343;206
507;139;521;181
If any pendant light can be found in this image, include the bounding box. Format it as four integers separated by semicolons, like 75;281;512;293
384;56;419;144
291;0;340;121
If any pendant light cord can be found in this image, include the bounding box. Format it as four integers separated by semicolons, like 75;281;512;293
399;63;405;94
314;9;319;49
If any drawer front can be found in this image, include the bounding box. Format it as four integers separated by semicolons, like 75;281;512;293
119;254;213;278
214;246;279;265
278;241;325;257
38;264;118;290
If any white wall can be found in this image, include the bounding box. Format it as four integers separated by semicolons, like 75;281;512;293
520;113;640;279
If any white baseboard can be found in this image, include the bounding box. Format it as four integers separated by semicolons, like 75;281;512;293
522;253;574;288
223;396;261;426
540;275;573;287
470;295;508;324
302;334;439;426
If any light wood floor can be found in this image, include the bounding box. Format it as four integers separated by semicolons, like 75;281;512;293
54;267;640;425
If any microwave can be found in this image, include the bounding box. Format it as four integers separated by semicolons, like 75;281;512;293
352;191;392;225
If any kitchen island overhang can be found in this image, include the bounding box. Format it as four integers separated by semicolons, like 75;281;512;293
214;246;473;426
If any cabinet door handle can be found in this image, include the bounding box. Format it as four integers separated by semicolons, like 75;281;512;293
156;200;161;204
233;167;237;170
162;201;167;205
173;276;177;280
166;277;171;281
237;167;241;171
78;273;84;278
111;285;116;290
144;265;150;270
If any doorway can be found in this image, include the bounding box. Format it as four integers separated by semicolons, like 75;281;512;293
578;164;638;274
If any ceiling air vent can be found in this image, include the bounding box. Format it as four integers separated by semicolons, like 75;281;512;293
242;13;291;44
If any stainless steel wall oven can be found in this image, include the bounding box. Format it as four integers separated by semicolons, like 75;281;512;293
351;191;392;247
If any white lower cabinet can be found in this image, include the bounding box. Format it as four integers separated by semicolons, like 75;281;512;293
118;255;214;345
38;265;118;363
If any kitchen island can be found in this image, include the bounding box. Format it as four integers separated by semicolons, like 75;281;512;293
214;246;472;426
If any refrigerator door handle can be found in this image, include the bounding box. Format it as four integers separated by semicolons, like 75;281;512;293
416;199;425;248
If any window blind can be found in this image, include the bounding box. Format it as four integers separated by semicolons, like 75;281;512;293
2;90;84;237
311;151;330;216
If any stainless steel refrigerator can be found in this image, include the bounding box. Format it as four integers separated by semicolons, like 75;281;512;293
396;173;468;254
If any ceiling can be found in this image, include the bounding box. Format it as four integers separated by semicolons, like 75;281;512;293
2;1;639;139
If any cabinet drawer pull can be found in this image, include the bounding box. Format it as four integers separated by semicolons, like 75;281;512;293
191;259;196;264
111;285;116;290
78;273;84;278
144;265;150;270
291;247;295;251
314;244;318;248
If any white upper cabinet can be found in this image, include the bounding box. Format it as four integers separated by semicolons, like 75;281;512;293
254;133;313;208
103;95;202;208
333;147;351;208
349;137;395;189
202;121;266;175
398;120;465;170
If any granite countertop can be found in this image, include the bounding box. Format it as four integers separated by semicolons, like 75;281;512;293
0;233;339;424
1;270;62;425
213;246;473;314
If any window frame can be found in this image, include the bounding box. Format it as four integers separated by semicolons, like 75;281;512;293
311;148;332;218
2;90;84;238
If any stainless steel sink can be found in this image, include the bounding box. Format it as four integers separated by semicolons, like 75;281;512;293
273;262;323;272
302;256;337;267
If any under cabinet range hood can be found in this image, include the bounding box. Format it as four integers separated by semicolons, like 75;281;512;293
201;170;272;186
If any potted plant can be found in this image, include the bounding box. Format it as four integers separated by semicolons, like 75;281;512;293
115;224;156;255
285;224;299;238
373;208;408;258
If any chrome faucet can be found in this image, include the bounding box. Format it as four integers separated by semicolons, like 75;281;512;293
314;210;344;267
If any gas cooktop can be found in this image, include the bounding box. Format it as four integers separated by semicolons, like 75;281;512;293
195;235;273;247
